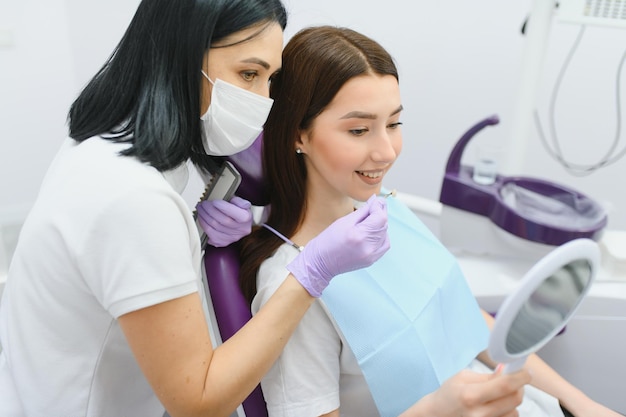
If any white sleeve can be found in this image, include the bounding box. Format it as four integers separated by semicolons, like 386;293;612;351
78;187;199;318
253;249;342;417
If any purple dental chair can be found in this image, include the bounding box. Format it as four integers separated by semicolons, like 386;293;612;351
202;134;270;417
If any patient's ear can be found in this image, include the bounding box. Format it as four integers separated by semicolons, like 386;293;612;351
296;129;309;154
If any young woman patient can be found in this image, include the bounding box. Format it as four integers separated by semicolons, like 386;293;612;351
238;25;620;417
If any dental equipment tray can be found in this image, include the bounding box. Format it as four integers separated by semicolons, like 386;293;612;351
439;115;607;247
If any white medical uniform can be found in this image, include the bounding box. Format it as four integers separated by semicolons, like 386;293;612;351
0;136;202;417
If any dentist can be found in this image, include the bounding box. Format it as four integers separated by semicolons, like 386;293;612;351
0;2;389;417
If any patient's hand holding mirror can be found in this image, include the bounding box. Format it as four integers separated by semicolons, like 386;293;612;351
488;238;600;373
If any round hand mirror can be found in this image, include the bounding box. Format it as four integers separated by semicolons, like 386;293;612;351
488;238;600;373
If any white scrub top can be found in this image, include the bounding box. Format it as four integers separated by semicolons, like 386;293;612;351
0;136;203;417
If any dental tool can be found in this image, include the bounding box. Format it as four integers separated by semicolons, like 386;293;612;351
261;223;304;252
382;189;397;198
193;161;242;249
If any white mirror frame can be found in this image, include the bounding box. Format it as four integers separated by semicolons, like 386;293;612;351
488;238;601;373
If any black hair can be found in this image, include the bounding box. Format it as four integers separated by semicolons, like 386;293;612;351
68;0;287;172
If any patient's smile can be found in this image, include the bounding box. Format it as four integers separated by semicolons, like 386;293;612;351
357;170;384;179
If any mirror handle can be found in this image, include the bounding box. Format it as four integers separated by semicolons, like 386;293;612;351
500;357;527;374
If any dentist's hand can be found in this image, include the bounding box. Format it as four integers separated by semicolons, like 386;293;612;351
196;196;253;247
287;194;390;297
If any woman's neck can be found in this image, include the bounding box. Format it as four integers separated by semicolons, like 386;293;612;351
290;190;354;247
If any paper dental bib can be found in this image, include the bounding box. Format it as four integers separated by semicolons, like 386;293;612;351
321;196;489;417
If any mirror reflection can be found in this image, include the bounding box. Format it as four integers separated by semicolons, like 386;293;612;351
505;258;593;355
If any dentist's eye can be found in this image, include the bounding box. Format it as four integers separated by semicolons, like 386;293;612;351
388;122;403;129
241;71;258;82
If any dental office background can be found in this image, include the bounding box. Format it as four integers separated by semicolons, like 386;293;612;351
1;0;625;269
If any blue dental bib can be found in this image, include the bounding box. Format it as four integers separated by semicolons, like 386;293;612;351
321;196;489;417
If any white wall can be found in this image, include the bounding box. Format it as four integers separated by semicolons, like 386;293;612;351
0;0;139;216
0;0;74;216
1;0;625;233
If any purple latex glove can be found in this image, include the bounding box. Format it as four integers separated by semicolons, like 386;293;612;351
287;194;390;297
196;196;253;247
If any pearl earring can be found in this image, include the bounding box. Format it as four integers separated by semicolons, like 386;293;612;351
296;148;302;154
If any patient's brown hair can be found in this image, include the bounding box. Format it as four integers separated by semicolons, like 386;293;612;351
239;25;399;304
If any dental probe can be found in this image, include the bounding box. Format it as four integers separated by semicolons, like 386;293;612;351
382;189;397;198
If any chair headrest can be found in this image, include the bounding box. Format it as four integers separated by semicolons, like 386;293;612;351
205;136;269;417
226;133;269;206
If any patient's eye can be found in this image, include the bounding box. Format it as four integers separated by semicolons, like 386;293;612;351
349;128;368;136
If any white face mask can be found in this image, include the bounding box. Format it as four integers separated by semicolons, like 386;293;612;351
200;71;274;156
